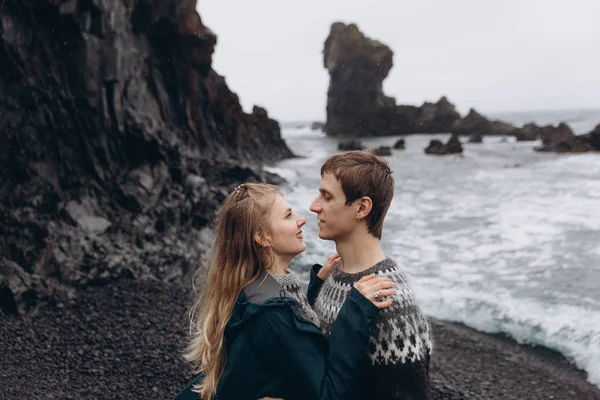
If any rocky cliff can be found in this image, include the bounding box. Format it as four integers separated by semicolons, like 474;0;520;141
0;0;293;315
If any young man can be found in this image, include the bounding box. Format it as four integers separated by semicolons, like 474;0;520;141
308;150;432;400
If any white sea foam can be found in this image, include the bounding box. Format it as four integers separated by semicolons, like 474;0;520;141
417;286;600;387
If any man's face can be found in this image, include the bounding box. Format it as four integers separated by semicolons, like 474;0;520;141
309;172;358;241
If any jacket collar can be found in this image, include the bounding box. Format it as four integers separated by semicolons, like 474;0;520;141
243;268;286;305
225;269;293;337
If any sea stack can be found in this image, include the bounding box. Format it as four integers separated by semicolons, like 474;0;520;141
323;22;461;137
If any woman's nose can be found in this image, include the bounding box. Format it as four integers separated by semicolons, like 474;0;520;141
297;216;306;228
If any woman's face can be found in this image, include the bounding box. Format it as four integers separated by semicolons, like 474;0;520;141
265;194;307;258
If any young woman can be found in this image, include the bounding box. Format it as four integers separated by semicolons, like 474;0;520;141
175;183;396;400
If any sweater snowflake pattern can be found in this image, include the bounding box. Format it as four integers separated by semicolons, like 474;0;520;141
313;258;432;400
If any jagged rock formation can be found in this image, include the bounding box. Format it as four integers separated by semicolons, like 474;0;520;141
468;133;483;143
586;124;600;148
425;134;463;155
338;139;364;151
0;0;293;315
511;123;541;141
535;123;575;151
369;146;392;156
451;109;515;137
323;22;461;137
534;123;600;153
393;139;405;149
415;97;463;134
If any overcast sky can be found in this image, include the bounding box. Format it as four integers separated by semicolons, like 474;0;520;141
197;0;600;122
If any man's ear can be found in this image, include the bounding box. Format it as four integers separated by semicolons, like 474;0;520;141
356;196;373;220
254;231;272;247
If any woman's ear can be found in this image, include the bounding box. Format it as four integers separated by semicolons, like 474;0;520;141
356;196;373;220
254;231;272;247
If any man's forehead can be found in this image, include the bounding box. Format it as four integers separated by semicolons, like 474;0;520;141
320;173;341;191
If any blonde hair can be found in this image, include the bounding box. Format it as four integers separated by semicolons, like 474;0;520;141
184;183;280;399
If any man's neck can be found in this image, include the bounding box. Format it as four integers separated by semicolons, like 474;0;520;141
335;232;386;274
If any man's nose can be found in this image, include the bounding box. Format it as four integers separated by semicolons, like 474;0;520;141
309;200;321;213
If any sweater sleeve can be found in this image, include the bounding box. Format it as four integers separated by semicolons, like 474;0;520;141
251;287;379;400
368;271;433;400
307;263;325;307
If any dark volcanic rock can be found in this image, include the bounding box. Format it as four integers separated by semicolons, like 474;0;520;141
468;133;483;143
491;120;517;136
0;0;293;315
584;124;600;149
444;134;464;154
425;134;463;155
417;97;462;133
370;146;392;157
511;123;541;141
534;123;576;152
451;109;515;137
338;139;364;151
540;123;575;146
535;123;600;153
424;140;446;155
323;22;461;137
393;139;406;149
323;22;394;137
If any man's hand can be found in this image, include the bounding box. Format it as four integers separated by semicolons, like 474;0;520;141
317;253;340;280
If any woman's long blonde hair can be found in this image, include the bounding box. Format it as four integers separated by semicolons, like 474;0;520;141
184;183;279;399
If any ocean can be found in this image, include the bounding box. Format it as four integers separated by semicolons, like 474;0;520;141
272;109;600;388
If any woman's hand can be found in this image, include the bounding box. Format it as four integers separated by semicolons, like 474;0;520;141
317;253;340;281
353;274;395;309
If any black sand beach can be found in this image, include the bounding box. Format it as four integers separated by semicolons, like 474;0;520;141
1;279;598;400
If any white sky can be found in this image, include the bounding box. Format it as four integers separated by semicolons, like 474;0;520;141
197;0;600;122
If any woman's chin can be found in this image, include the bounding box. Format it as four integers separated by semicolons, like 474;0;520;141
296;243;307;255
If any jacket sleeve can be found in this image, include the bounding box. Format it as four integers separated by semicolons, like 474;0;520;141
307;263;324;307
250;287;379;400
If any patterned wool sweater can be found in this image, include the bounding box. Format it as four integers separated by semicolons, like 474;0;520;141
272;270;321;327
313;258;432;400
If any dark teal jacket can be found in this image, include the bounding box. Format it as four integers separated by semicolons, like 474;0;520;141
173;269;379;400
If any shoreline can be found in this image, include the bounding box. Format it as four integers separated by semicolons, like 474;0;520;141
1;280;598;399
433;319;587;376
429;319;599;399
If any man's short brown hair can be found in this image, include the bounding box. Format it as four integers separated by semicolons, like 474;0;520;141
320;150;394;239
